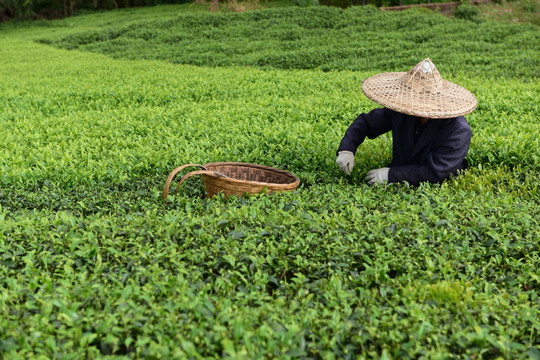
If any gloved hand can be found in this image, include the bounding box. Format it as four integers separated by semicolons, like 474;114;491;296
365;167;390;185
336;151;355;175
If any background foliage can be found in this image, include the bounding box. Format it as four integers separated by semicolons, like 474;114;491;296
41;6;540;78
0;0;191;19
1;0;479;20
0;3;539;359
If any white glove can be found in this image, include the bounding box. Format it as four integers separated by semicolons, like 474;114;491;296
365;167;390;185
336;151;355;175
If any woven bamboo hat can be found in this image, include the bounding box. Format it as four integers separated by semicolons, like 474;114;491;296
362;58;477;119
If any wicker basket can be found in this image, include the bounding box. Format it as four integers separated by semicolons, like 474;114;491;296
163;162;300;199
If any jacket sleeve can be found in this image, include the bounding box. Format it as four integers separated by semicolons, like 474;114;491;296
337;107;393;155
388;124;472;186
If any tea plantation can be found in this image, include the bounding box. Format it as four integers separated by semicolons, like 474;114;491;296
0;4;539;359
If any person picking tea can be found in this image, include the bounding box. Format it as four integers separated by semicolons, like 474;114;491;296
336;58;477;186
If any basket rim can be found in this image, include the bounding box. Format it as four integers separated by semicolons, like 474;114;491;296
202;162;300;188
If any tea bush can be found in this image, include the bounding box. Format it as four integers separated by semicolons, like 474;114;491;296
454;2;483;22
0;5;539;359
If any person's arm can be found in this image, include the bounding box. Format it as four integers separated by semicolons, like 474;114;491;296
337;107;393;155
388;125;472;186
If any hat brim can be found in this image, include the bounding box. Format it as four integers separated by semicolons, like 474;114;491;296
362;72;477;119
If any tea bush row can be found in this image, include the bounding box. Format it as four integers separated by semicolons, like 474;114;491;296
0;46;538;191
2;186;538;358
43;6;540;79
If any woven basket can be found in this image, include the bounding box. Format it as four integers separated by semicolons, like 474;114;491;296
163;162;300;199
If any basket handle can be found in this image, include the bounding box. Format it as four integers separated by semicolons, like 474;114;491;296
163;164;206;199
174;169;217;196
164;164;230;199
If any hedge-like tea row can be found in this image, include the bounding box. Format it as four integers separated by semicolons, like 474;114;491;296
43;6;540;78
1;5;539;359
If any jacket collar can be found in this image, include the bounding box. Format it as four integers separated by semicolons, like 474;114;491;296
409;117;444;159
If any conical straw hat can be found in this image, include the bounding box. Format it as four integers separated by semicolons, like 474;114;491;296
361;58;477;119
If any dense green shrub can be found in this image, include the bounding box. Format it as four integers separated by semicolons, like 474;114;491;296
522;0;538;12
294;0;319;7
453;2;481;22
0;6;539;359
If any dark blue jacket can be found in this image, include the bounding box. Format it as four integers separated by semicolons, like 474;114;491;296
337;107;472;186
